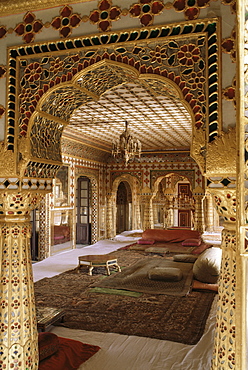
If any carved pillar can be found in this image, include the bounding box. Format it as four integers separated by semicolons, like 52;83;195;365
205;192;215;232
140;188;154;231
207;189;238;370
153;204;159;225
133;202;141;230
192;186;205;233
106;193;114;239
38;195;50;260
0;191;44;370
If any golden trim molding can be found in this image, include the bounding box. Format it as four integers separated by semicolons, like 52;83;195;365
0;0;93;17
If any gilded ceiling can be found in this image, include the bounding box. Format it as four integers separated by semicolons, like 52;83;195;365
65;81;192;152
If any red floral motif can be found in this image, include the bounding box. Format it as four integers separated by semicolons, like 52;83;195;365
50;57;64;74
173;0;213;20
130;0;164;26
188;71;205;90
89;0;121;32
51;5;81;38
222;28;236;61
1;300;8;309
0;322;8;332
11;299;20;309
222;78;236;105
24;62;42;82
14;12;43;43
177;44;200;66
149;45;167;64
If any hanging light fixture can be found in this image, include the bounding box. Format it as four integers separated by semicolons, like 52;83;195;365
112;121;142;166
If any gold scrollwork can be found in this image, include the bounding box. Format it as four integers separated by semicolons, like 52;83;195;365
0;141;16;176
206;127;236;176
190;128;206;174
18;136;30;176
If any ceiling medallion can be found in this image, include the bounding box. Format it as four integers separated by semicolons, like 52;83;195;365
112;121;142;166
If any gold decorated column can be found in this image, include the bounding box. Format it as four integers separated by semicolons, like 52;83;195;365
140;187;154;231
133;202;141;230
0;191;44;370
205;192;215;232
208;189;238;370
192;186;205;233
106;192;114;239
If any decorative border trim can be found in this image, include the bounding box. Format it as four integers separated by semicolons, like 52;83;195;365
7;18;220;154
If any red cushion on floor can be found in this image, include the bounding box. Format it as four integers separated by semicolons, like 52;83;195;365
38;332;59;361
39;336;100;370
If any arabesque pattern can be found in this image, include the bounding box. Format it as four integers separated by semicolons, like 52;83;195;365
0;192;45;370
212;227;236;369
7;20;220;157
0;0;235;38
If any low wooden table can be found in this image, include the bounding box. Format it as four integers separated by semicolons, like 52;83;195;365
77;254;121;275
36;307;65;332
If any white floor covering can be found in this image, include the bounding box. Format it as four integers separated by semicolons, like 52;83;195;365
33;231;217;370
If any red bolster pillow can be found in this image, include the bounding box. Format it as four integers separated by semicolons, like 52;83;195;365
182;238;201;246
137;239;155;245
142;229;201;243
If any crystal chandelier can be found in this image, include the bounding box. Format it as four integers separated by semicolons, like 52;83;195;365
112;121;142;166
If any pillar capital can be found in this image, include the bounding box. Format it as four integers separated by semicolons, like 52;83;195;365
207;188;236;225
0;190;45;219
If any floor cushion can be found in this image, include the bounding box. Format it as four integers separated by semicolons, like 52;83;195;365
193;247;222;283
145;246;169;254
137;239;155;245
182;238;201;246
39;332;59;361
173;254;198;263
148;267;183;282
142;229;201;243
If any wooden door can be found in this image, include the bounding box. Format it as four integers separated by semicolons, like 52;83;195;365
76;177;91;244
178;210;191;228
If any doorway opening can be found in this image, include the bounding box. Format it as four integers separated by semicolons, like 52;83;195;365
76;177;91;245
116;181;132;234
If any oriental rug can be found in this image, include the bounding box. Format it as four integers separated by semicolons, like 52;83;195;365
34;251;216;345
93;258;194;296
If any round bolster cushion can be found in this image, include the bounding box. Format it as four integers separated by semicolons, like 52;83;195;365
193;247;222;283
148;267;183;282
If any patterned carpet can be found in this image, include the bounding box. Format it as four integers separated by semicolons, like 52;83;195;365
35;250;216;345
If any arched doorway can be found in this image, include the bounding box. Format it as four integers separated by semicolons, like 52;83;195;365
116;181;132;234
152;173;196;229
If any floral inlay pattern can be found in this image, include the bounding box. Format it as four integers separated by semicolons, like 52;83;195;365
14;12;43;43
173;0;212;20
177;43;200;66
222;78;236;106
51;5;81;38
89;0;122;32
7;20;219;153
130;0;164;27
222;28;236;62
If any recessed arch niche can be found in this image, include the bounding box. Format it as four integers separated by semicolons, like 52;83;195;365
152;173;195;229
